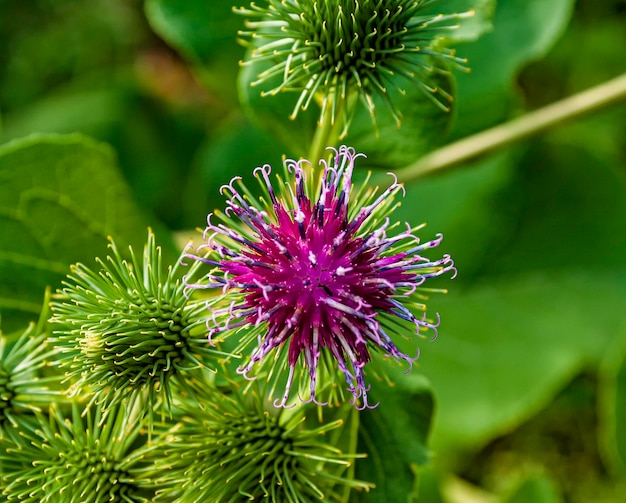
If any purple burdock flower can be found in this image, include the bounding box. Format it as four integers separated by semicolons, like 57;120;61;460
184;146;455;409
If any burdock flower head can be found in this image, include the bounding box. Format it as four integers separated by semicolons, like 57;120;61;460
184;145;456;409
0;322;60;436
236;0;471;131
148;385;370;501
50;231;227;424
1;400;154;502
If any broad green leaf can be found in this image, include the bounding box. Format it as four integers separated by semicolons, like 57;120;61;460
394;135;626;458
415;467;445;503
0;89;126;143
0;133;175;332
355;376;434;502
0;83;210;229
478;140;626;276
450;0;576;138
416;270;626;458
145;0;240;64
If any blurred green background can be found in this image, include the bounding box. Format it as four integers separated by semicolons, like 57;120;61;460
1;0;625;501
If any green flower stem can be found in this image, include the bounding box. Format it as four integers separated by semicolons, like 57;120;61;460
340;407;362;503
395;72;626;183
304;92;347;196
307;92;346;166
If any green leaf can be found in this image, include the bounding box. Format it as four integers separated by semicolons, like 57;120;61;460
0;133;174;331
414;466;445;503
145;0;240;64
394;135;626;459
0;83;210;229
451;0;576;138
355;376;434;502
480;140;626;276
0;88;127;143
417;270;626;458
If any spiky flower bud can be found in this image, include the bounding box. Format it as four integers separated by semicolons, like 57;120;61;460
50;231;227;423
0;322;60;437
0;400;154;502
184;146;456;409
148;386;370;502
236;0;471;131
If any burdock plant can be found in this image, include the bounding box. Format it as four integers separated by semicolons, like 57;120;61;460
236;0;471;134
0;2;466;501
50;231;228;424
0;320;60;437
1;400;155;502
147;383;370;502
184;145;456;409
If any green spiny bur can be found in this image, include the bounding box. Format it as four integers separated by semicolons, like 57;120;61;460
49;230;231;428
146;383;372;502
0;320;61;437
1;399;155;502
236;0;471;134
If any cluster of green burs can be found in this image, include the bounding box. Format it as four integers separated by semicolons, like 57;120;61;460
0;232;367;502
